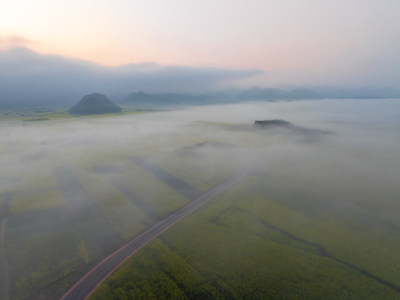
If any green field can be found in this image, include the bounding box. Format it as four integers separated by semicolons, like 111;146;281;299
1;154;204;299
1;102;400;300
89;162;400;300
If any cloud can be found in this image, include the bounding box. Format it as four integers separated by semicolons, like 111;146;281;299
0;47;263;108
0;34;37;50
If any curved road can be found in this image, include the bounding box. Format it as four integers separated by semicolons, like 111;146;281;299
61;163;260;300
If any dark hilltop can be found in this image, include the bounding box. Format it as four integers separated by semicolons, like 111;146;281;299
69;93;121;115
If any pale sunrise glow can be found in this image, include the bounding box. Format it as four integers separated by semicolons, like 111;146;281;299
1;0;400;86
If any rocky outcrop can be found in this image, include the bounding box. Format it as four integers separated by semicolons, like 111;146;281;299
253;119;333;136
254;119;292;128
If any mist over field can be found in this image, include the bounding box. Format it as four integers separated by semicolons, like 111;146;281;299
3;98;399;167
2;99;400;228
1;99;400;299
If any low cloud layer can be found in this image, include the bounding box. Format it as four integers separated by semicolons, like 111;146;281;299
0;47;262;108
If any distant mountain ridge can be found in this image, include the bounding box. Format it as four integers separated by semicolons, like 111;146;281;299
120;87;400;109
120;91;218;108
238;86;400;100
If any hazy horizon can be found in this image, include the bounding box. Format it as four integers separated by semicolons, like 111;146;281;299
1;46;400;109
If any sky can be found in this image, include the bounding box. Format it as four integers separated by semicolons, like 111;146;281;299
1;0;400;88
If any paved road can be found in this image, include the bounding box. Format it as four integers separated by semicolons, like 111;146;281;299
0;193;12;300
60;163;260;300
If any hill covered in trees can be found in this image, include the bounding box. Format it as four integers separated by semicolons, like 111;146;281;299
69;93;121;115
